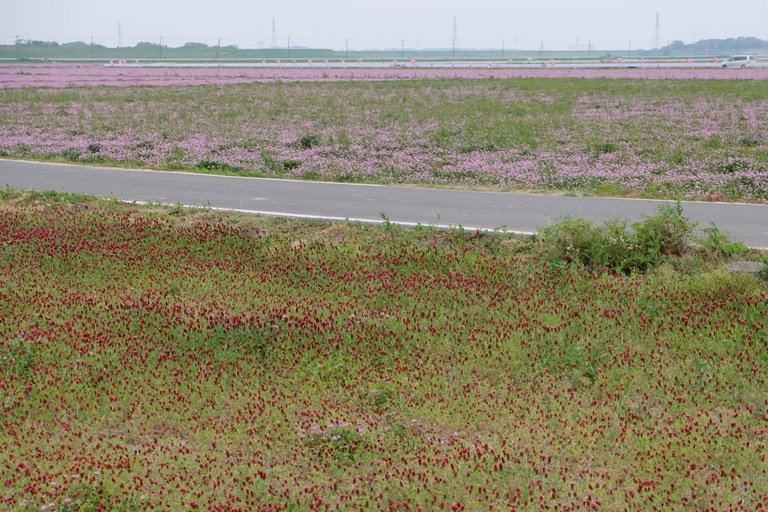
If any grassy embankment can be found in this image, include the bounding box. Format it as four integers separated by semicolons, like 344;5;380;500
1;190;767;510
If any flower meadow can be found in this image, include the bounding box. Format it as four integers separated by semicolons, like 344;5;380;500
1;194;767;511
2;64;768;88
1;68;768;202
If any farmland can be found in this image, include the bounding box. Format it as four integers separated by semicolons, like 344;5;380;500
0;192;766;511
1;65;768;202
1;65;768;510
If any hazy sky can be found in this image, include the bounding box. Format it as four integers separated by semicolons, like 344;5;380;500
2;0;767;51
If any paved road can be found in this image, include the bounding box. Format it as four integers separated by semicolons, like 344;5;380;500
1;159;766;248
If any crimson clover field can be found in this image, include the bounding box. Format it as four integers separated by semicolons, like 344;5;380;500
0;193;767;511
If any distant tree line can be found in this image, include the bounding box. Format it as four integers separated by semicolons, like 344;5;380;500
664;37;768;54
0;39;335;60
1;37;766;60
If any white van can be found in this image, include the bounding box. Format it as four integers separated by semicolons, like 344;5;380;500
721;55;754;68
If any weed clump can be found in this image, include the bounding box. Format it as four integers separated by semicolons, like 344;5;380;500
541;202;698;274
298;134;321;150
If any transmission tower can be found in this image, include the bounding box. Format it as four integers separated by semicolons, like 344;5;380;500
653;12;661;55
272;19;277;49
452;16;459;52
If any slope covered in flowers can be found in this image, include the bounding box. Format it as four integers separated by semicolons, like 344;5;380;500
2;63;768;88
1;197;767;510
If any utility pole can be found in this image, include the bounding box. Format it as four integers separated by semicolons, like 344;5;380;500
401;39;404;59
159;37;162;59
502;40;505;58
588;40;592;57
452;15;458;59
118;23;122;49
345;38;348;59
272;19;277;49
653;12;661;56
91;36;94;59
15;35;19;61
287;36;290;58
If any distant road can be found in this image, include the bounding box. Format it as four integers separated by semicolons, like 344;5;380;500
1;159;767;248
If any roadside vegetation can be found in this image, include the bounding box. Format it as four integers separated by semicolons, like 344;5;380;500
1;190;766;510
1;78;768;202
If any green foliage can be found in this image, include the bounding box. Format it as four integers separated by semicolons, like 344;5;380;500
695;224;749;257
23;189;93;204
298;134;321;150
3;335;38;380
711;159;751;175
0;186;23;200
379;211;397;236
260;151;284;174
282;159;301;171
681;268;763;301
592;141;619;155
306;427;363;463
368;387;396;413
540;217;637;272
702;136;722;149
58;148;81;161
631;202;695;258
739;137;761;148
541;202;697;274
58;484;144;512
195;160;231;171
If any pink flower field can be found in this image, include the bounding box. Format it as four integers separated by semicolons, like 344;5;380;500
1;63;768;88
2;68;767;202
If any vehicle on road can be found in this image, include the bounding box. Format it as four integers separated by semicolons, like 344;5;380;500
721;55;754;68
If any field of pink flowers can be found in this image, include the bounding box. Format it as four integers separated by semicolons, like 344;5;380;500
2;63;768;88
1;64;767;201
1;195;767;511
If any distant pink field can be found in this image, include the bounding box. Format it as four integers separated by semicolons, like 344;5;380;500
2;63;768;87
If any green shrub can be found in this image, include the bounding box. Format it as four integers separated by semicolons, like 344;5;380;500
194;160;239;173
695;224;749;257
631;202;696;259
298;134;321;149
282;159;301;171
541;202;698;274
593;141;618;155
540;217;636;272
59;148;81;161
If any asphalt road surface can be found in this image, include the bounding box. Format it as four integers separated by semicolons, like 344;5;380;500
1;159;766;248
